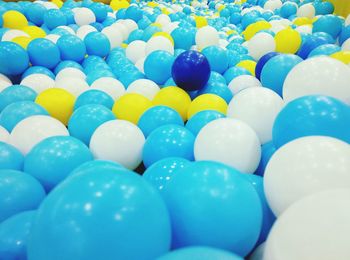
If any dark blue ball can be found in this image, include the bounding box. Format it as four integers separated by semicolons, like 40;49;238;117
255;52;280;80
172;50;210;92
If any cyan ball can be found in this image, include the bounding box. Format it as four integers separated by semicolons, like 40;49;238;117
0;142;24;171
0;85;37;112
138;106;184;137
255;141;276;176
185;110;225;136
224;67;251;84
24;136;93;191
54;60;84;75
89;2;108;22
312;14;343;39
0;42;29;76
27;169;171;260
69;160;125;178
43;9;67;30
202;46;229;74
22;66;55;80
158;247;243;260
26;3;46;26
57;35;86;63
144;50;175;85
27;38;61;69
74;90;114;110
84;31;110;57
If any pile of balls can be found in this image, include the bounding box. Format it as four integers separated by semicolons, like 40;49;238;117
0;0;350;259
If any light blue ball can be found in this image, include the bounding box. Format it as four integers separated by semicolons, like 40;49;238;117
57;35;86;63
308;44;341;57
202;46;229;74
27;38;61;69
69;160;125;178
143;157;191;193
26;3;46;26
185;110;225;136
0;42;29;76
240;174;275;246
143;124;195;168
255;141;276;176
0;142;24;171
0;170;45;222
197;82;233;103
84;32;110;57
138;106;184;137
27;169;171;260
171;27;194;50
339;25;350;45
43;9;67;30
89;2;108;22
158;247;243;260
312;14;343;39
24;136;93;191
280;2;297;18
224;67;251;84
0;101;48;132
74;90;114;110
260;54;302;96
68;104;116;145
54;60;83;75
0;85;37;112
127;29;144;43
85;70;115;85
22;66;55;80
273;95;350;148
161;161;262;256
0;211;36;260
144;50;175;85
142;25;162;41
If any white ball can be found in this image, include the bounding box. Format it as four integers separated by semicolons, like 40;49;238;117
264;136;350;216
219;39;229;49
76;25;97;40
45;34;60;44
90;120;145;170
74;7;96;26
21;74;55;94
101;26;123;49
55;68;86;81
295;25;312;34
0;74;11;83
0;80;11;92
195;26;219;50
156;14;171;27
264;189;350;260
126;79;160;100
112;22;129;41
264;0;282;11
119;19;138;34
297;3;315;18
346;14;350;26
0;125;9;143
55;77;89;97
90;77;125;100
227;87;284;144
146;36;174;55
283;56;350;105
1;30;29;41
228;75;262;95
8;115;69;155
248;32;276;61
342;38;350;51
135;57;146;74
57;26;75;35
126;40;146;64
162;22;179;34
194;118;261;173
42;1;58;9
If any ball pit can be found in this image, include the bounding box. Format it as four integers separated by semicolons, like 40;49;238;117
0;0;350;259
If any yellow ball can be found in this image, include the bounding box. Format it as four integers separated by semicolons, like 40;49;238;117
51;0;63;8
3;10;28;29
12;36;32;50
236;60;257;76
227;29;237;36
187;94;228;119
293;17;312;26
35;88;76;126
110;0;130;11
153;32;174;46
22;26;46;39
275;27;302;54
330;51;350;64
243;21;271;41
152;87;191;121
195;16;208;28
121;43;128;48
151;23;162;28
112;93;152;125
148;1;159;7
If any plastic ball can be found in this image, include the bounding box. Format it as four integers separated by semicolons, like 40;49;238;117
172;50;210;92
297;3;315;18
247;32;276;60
161;161;262;256
43;9;67;30
22;66;55;80
27;168;171;260
330;51;350;64
90;120;145;169
8;115;69;155
236;60;257;76
126;79;160;100
0;126;9;143
138;106;183;137
90;77;125;100
89;2;108;22
227;87;283;144
56;35;86;62
0;42;29;76
74;7;96;26
171;27;194;50
0;101;48;132
0;142;24;170
274;27;301;54
152;86;192;121
195;26;219;50
81;31;109;57
26;3;46;26
101;26;123;49
308;43;341;57
24;136;93;191
21;74;55;94
144;50;175;85
280;2;298;18
22;26;46;39
55;77;89;97
0;169;45;222
143;157;191;193
194;118;261;173
12;36;31;50
35;88;75;126
0;210;36;260
158;247;243;260
0;85;36;112
228;74;262;95
283;56;350;105
185;110;225;136
201;46;228;74
3;10;28;29
74;90;114;110
187;94;227;120
243;21;272;41
143;124;195;168
255;141;276;177
146;36;174;55
273;95;350;148
264;189;350;260
55;67;86;81
260;54;302;96
27;38;60;69
313;15;342;39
